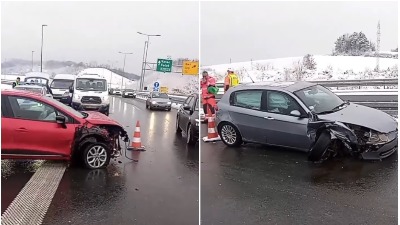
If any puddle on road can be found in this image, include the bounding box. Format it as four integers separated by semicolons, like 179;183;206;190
1;160;46;214
1;160;44;179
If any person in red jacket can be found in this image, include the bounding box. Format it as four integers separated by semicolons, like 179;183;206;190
200;71;217;116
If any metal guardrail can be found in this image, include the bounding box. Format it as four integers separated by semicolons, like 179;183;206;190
308;78;398;88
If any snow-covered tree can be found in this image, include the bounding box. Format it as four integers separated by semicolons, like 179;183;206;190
303;54;317;70
334;32;374;56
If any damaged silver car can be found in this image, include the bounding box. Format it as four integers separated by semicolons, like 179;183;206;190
215;81;398;162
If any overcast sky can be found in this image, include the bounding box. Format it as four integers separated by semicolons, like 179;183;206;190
1;1;199;74
201;1;398;66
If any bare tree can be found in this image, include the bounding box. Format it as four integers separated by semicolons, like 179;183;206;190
293;60;304;81
283;67;292;81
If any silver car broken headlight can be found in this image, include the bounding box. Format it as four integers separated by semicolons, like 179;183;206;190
366;130;396;145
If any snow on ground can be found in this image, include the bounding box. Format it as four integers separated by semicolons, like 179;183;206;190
142;70;198;94
79;67;197;94
79;68;137;89
202;55;398;83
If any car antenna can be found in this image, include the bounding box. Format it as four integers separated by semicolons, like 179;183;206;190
243;68;255;83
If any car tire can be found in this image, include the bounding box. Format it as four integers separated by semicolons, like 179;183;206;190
186;124;196;145
82;143;111;169
308;131;331;162
167;108;171;111
218;122;243;147
176;116;182;134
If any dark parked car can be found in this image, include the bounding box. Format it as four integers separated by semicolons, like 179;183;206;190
146;92;172;111
176;93;199;145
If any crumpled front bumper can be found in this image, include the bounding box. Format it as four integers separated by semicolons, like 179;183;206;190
361;137;398;160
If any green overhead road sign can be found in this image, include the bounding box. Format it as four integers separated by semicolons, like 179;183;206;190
156;59;173;73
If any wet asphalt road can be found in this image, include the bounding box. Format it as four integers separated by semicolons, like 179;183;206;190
200;124;398;225
2;96;199;225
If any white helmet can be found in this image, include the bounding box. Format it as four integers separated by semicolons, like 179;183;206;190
227;68;234;72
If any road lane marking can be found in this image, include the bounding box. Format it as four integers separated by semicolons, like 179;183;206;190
1;162;66;225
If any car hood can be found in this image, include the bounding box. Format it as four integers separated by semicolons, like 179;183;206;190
52;88;69;94
153;98;170;103
318;103;397;133
84;111;122;127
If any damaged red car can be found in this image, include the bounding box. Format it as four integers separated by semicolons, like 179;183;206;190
1;89;129;169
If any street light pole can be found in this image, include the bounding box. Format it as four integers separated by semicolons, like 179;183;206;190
118;52;133;90
107;60;117;88
137;32;161;91
31;51;35;71
40;24;47;72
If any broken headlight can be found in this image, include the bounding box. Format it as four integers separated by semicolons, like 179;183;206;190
365;130;396;145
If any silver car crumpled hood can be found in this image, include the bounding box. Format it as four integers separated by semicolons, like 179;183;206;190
318;103;397;133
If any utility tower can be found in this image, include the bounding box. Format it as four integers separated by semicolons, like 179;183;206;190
376;20;381;71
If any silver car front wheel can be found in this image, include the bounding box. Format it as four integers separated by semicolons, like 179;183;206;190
83;143;110;169
219;123;243;147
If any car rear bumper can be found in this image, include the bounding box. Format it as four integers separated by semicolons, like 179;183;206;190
150;103;171;109
360;137;398;160
72;102;109;114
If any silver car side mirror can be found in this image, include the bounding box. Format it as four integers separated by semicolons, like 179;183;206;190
290;110;301;117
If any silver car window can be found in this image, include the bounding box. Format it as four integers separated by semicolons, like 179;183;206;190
232;90;263;110
267;91;301;116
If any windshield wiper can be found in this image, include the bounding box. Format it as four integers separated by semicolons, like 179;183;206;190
331;102;349;111
316;102;349;115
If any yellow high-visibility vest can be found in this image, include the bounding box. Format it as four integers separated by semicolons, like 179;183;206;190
229;73;239;87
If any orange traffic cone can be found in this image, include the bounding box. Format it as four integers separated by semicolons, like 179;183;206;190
202;115;221;142
127;120;146;151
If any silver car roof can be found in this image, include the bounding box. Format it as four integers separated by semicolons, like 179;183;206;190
15;85;44;89
236;81;317;93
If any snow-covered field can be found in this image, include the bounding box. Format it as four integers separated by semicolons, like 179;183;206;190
2;66;198;95
80;67;198;94
202;55;398;83
78;68;137;89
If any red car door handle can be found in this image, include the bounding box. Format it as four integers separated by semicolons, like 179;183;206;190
16;128;28;132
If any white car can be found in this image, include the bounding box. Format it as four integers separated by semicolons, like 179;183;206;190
199;107;206;123
113;89;122;95
14;84;53;98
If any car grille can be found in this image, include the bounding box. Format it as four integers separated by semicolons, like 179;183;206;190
81;96;102;104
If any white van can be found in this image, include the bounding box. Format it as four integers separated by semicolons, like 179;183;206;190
50;74;76;105
71;73;110;116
